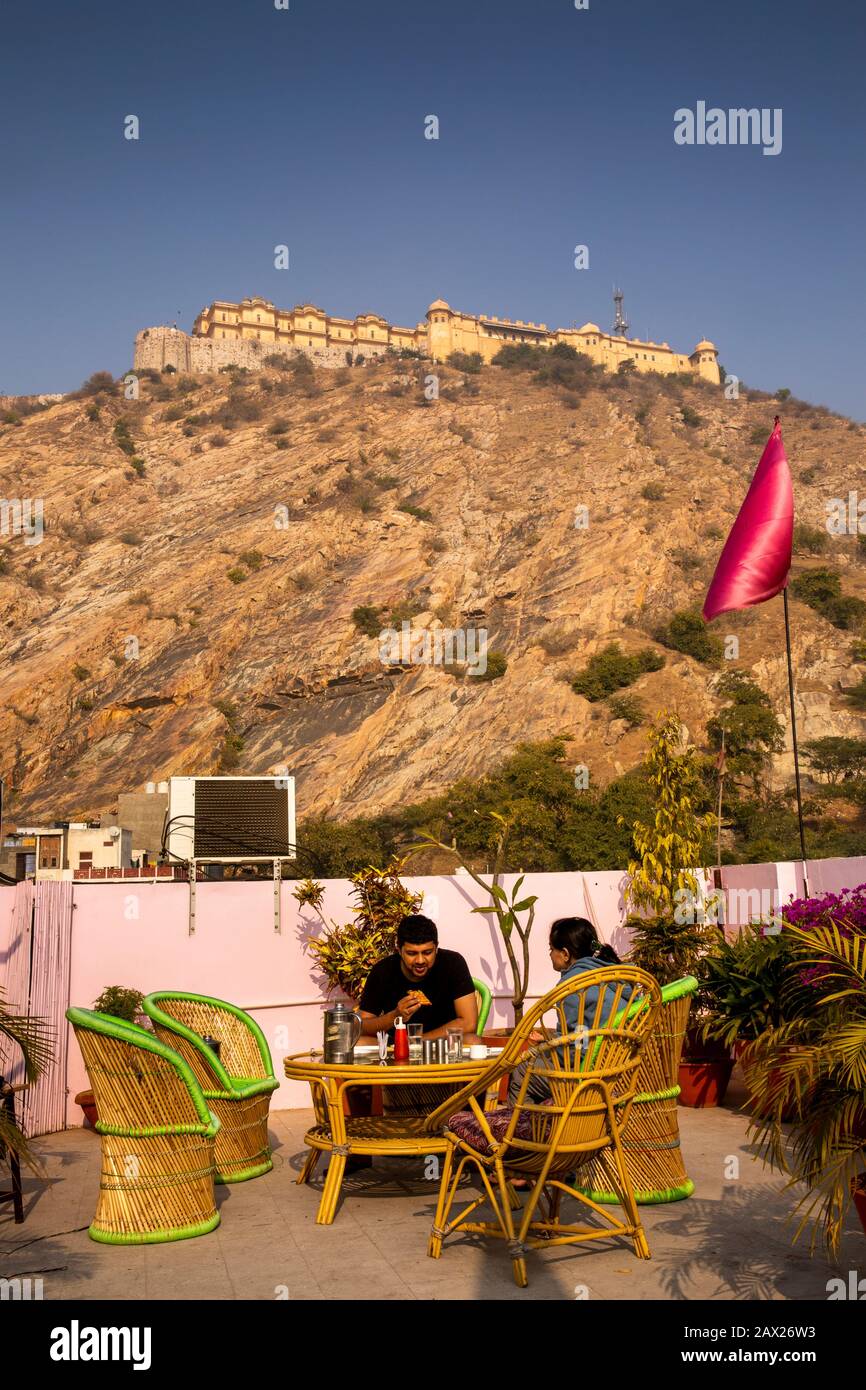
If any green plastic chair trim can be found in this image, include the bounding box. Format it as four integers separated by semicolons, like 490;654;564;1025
142;991;275;1087
582;973;699;1067
89;1212;220;1245
472;977;492;1034
66;1007;216;1131
578;1179;695;1206
201;1076;279;1102
632;1084;681;1105
618;973;698;1025
660;975;699;1004
96;1117;220;1141
216;1155;274;1185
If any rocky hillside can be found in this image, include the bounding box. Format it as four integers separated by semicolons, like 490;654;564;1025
1;352;864;825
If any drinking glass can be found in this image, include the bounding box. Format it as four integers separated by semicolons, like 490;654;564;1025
446;1027;464;1063
407;1023;423;1062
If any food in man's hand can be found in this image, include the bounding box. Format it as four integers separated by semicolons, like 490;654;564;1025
409;989;432;1007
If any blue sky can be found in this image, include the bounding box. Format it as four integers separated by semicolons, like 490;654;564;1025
2;0;864;417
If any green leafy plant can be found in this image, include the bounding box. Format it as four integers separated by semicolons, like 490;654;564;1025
571;642;663;702
607;693;645;727
446;350;482;374
654;609;724;666
792;523;828;555
352;604;383;637
791;568;866;632
802;736;866;785
467;649;507;681
706;672;784;794
700;926;796;1046
298;859;422;1000
845;675;866;710
92;986;144;1024
625;913;717;988
398;501;433;522
113;418;136;456
622;713;715;919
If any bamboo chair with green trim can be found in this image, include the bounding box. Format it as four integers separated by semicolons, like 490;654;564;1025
426;966;662;1288
472;978;492;1035
66;1007;220;1245
579;974;697;1204
142;992;278;1183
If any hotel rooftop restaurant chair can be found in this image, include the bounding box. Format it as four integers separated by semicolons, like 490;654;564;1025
66;1007;220;1245
579;975;698;1204
425;966;662;1288
142;992;278;1183
472;977;492;1035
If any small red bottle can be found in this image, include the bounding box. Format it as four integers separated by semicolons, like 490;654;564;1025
393;1015;409;1062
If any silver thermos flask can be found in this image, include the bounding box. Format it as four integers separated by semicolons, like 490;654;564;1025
323;1002;363;1063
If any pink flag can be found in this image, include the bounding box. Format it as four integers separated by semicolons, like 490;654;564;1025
703;417;793;622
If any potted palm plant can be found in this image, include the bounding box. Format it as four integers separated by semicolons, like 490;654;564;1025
76;986;145;1127
746;906;866;1251
0;986;53;1175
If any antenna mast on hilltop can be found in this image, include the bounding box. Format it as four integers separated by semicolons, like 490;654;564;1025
612;287;629;337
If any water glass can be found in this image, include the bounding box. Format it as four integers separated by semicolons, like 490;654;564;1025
446;1027;464;1063
407;1023;423;1062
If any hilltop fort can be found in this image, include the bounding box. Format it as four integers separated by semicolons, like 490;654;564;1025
135;296;720;382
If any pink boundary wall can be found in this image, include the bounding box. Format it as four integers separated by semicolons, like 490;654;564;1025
1;857;865;1127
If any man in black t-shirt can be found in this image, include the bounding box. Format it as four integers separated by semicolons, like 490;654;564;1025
358;914;478;1040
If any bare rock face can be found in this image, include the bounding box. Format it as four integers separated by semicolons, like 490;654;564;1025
1;361;864;822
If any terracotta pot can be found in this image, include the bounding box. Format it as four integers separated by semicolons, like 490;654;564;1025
74;1089;98;1128
678;1058;734;1107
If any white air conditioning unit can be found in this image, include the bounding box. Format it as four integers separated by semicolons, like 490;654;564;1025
165;776;296;863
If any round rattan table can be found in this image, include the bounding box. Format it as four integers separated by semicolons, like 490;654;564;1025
285;1050;495;1224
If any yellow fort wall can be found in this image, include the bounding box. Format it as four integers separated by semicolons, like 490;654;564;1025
135;295;719;382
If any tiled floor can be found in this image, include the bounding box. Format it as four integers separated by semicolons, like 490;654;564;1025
2;1080;863;1301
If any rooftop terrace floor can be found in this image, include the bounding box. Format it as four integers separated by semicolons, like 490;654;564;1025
2;1076;863;1301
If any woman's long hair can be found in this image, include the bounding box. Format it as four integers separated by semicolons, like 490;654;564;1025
549;916;620;965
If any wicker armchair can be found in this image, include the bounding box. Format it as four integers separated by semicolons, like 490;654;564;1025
426;967;662;1287
142;992;278;1183
66;1007;220;1245
579;974;697;1204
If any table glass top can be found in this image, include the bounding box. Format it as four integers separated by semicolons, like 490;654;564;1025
288;1045;503;1068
